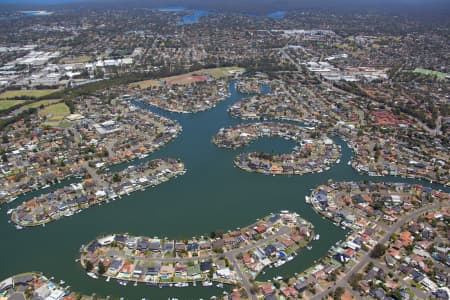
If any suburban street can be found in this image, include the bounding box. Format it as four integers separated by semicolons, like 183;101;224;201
311;203;448;300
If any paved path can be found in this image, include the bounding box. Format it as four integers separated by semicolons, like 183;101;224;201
311;203;447;300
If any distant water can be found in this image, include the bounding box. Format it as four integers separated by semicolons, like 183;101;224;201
178;10;209;25
158;6;210;25
158;6;186;12
244;11;287;19
267;11;286;19
21;10;53;16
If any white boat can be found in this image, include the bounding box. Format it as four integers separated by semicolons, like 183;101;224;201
202;281;213;287
7;197;18;203
117;280;127;286
7;209;14;215
15;225;23;230
42;184;50;189
314;234;320;240
174;282;188;287
87;272;99;279
216;283;224;288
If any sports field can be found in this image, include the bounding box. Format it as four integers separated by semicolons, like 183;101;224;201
413;68;448;79
0;100;26;111
38;102;71;127
0;89;59;99
130;66;245;89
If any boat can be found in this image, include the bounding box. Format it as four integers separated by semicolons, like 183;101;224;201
202;281;213;287
15;225;23;230
106;277;110;282
7;209;14;215
42;184;50;189
59;280;65;285
87;272;99;279
314;234;320;240
117;280;127;286
174;282;188;287
6;195;18;203
216;283;224;288
146;282;158;287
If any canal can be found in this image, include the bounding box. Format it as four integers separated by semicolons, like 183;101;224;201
0;81;448;299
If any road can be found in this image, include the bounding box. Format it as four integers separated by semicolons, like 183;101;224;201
90;226;292;299
371;260;428;299
311;203;447;300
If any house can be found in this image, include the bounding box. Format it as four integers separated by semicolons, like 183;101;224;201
333;253;350;264
200;262;212;272
146;265;160;276
294;280;308;292
263;244;277;256
370;287;386;300
260;283;274;296
159;265;174;277
212;239;224;249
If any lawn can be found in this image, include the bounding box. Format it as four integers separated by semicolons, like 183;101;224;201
199;66;245;79
0;89;59;99
0;100;26;111
130;66;245;89
24;99;61;109
413;68;448;79
129;79;161;89
38;102;71;127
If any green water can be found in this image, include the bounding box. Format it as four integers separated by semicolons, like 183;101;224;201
1;81;448;299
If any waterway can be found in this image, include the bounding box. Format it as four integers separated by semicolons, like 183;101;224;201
267;11;286;19
158;7;209;25
0;81;448;299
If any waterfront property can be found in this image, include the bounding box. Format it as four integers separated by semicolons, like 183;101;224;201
0;95;182;206
80;211;314;290
255;182;450;299
11;158;186;227
128;67;245;113
0;272;109;300
213;122;340;175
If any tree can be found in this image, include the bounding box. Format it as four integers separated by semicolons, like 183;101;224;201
348;273;363;291
334;286;345;300
84;260;93;271
112;173;121;183
370;243;387;258
98;261;106;274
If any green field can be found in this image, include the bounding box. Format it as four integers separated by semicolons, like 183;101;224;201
0;100;26;111
413;68;448;79
130;66;246;89
0;89;59;99
38;102;71;127
200;66;246;79
24;99;61;109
